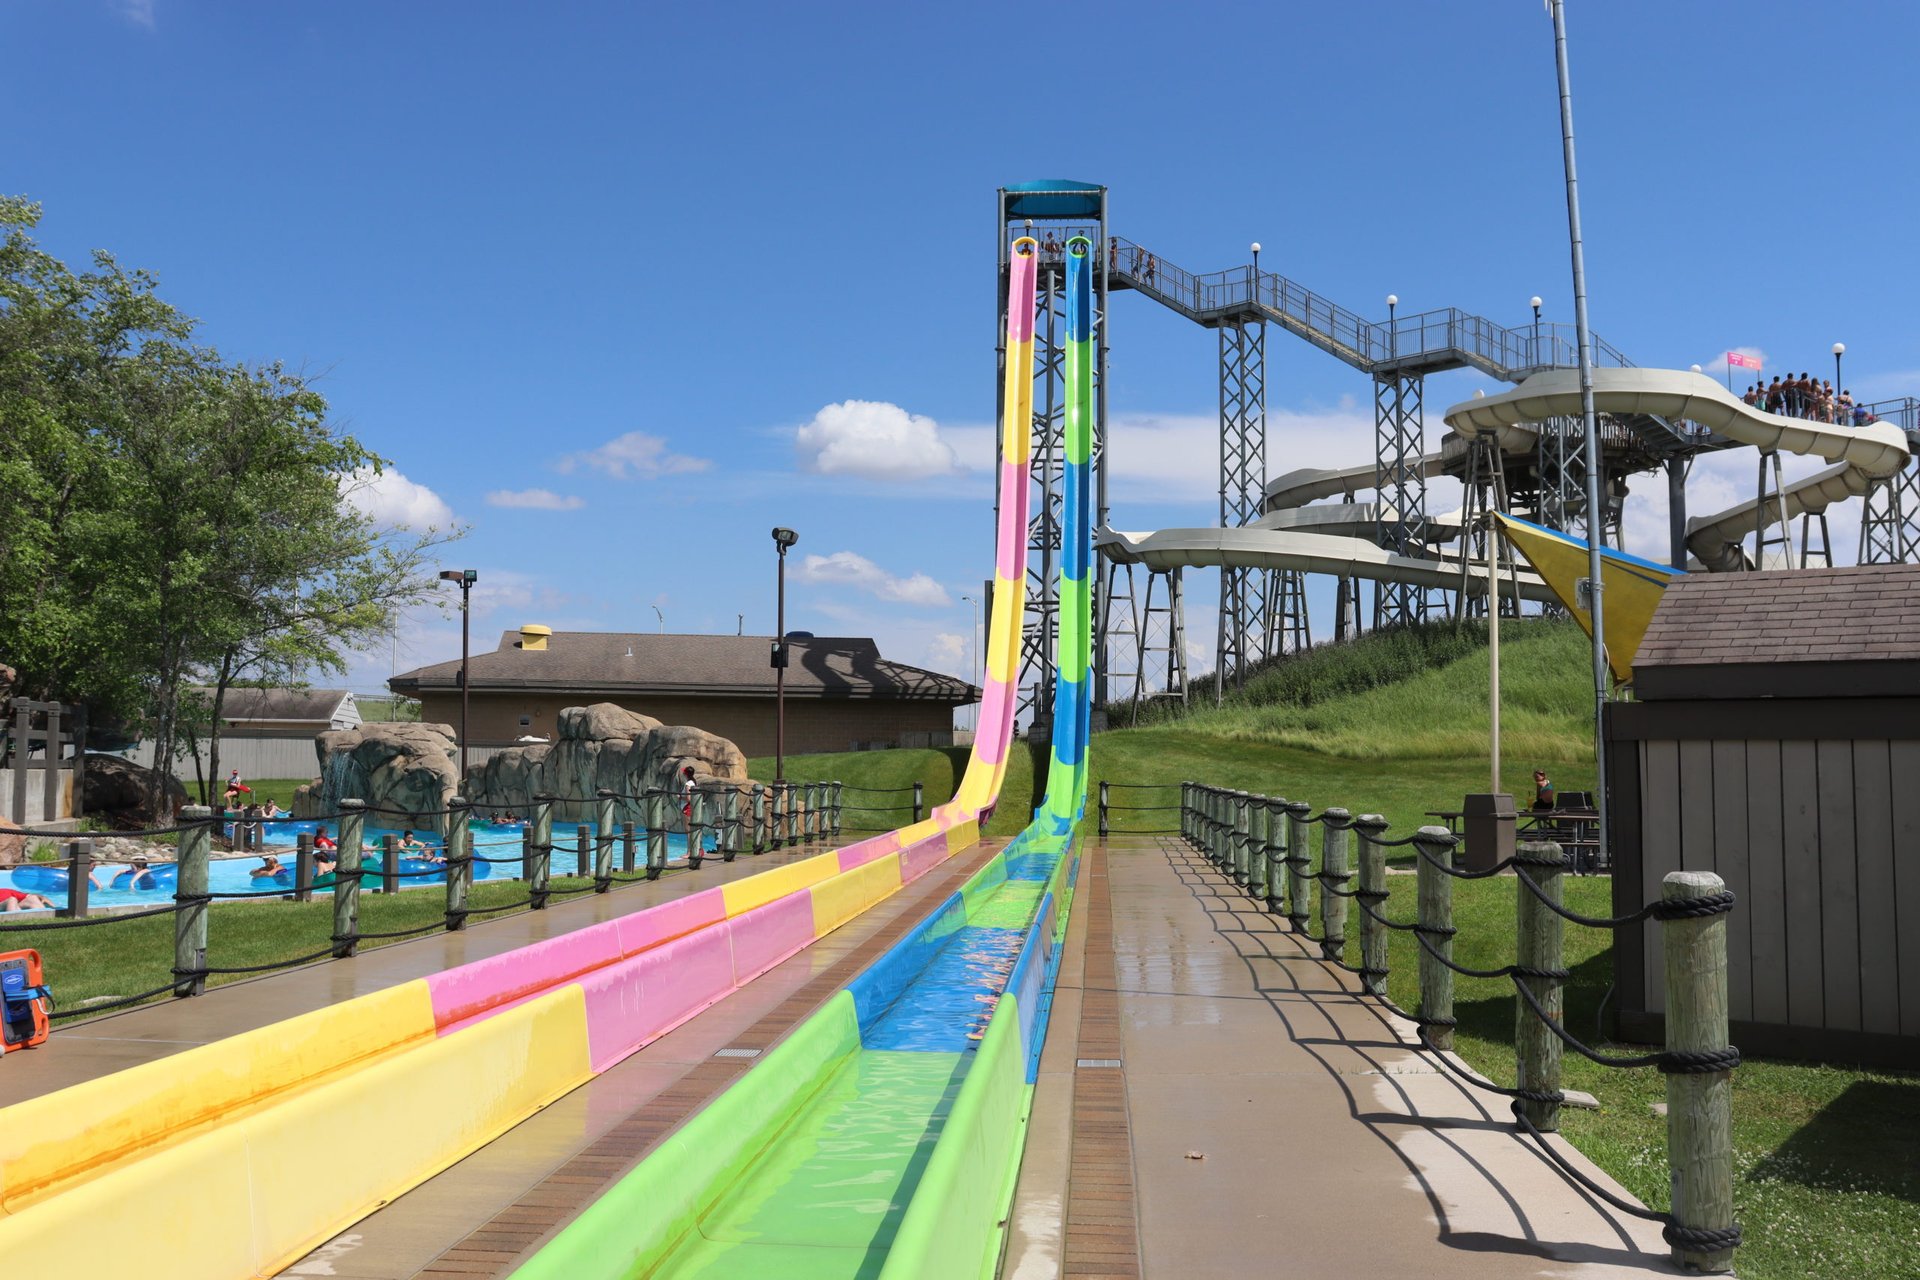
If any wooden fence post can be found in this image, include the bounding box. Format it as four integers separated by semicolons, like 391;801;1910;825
722;788;741;862
334;799;366;959
1514;840;1565;1132
380;834;400;894
645;792;669;879
621;822;637;873
1412;825;1457;1051
1180;782;1192;843
295;832;315;904
912;781;925;825
1244;794;1259;898
752;784;767;854
1263;797;1287;915
595;792;616;890
445;798;471;930
1098;782;1111;839
1353;814;1389;996
1663;869;1738;1274
688;790;708;869
1232;791;1252;886
830;781;843;838
1284;800;1312;935
1318;809;1352;961
63;838;92;919
529;794;554;908
173;806;213;995
805;783;822;844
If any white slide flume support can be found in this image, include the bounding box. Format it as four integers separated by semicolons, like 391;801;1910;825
1444;368;1911;571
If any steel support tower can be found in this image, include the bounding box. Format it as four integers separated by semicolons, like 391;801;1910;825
1216;320;1268;687
1372;373;1429;625
1859;457;1920;564
997;184;1108;735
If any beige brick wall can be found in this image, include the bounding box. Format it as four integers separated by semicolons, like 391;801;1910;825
417;692;955;758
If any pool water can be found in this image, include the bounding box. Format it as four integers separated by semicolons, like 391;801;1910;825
7;821;715;912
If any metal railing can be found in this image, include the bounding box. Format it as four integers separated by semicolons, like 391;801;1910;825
1180;782;1741;1272
1107;237;1635;383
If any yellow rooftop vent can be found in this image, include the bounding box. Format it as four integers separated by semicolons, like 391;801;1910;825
519;624;553;652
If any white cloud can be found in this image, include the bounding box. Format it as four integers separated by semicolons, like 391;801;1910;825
556;431;709;479
117;0;155;29
795;550;951;606
486;488;585;511
341;465;456;530
928;632;967;666
794;400;960;482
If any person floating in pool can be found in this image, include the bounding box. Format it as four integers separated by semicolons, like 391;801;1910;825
250;855;284;879
260;800;284;819
98;857;159;890
314;826;337;851
0;887;53;912
399;830;425;850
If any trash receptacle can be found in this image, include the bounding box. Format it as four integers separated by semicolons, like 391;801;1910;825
1460;793;1515;874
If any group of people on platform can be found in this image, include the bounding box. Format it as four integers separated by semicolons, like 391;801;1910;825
1742;374;1879;427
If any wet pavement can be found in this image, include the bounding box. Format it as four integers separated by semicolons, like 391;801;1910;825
1005;836;1684;1280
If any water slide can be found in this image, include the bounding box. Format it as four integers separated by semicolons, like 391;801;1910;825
507;239;1098;1280
0;261;1047;1279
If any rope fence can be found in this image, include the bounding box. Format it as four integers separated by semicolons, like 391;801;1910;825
1177;780;1742;1271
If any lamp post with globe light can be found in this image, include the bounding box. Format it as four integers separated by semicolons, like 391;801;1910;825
436;569;477;784
770;528;798;784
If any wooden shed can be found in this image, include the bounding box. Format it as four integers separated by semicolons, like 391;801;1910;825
1605;565;1920;1068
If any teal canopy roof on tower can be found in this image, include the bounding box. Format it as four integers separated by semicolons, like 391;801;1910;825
1002;180;1104;220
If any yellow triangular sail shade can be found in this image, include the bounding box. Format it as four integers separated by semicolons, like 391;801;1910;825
1493;514;1681;684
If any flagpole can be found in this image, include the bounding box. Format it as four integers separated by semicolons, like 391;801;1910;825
1550;0;1610;869
1488;515;1501;795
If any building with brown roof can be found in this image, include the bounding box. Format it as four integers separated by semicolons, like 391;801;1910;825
388;625;978;758
1606;564;1920;1069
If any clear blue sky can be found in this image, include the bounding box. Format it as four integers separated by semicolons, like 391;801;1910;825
6;1;1916;703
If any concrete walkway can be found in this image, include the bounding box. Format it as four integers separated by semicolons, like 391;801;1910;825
1006;836;1683;1279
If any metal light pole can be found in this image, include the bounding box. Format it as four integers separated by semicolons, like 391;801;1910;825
1833;342;1845;403
771;528;798;784
437;569;477;784
652;605;665;634
1549;0;1610;867
1250;241;1261;284
1386;294;1398;359
961;592;983;730
1531;296;1543;365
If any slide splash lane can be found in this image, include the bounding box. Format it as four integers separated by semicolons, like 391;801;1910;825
0;257;1042;1278
510;239;1093;1280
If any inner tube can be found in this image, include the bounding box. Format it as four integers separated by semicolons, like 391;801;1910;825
11;866;67;894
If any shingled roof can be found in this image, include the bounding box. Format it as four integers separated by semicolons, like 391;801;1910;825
1633;565;1920;700
388;631;977;704
189;686;360;727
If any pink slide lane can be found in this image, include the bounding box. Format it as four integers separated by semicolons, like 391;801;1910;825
579;920;734;1072
835;833;903;871
613;886;727;954
726;891;820;987
900;830;954;883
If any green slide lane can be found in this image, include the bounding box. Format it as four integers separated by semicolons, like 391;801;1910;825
655;1050;968;1278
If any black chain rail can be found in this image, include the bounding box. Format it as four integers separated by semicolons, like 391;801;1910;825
49;981;181;1019
837;783;917;794
461;896;535;916
1103;802;1178;811
1512;1106;1744;1252
0;899;190;931
341;921;446;942
180;945;337;977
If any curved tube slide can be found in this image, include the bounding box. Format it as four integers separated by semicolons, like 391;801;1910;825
1445;367;1912;571
0;247;1047;1280
1098;524;1558;604
508;241;1096;1280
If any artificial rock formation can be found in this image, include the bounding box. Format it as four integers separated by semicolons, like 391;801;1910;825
466;703;749;825
294;722;461;834
81;755;187;827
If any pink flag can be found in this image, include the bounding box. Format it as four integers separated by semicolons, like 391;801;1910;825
1726;351;1762;370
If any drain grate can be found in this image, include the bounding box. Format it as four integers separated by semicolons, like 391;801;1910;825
713;1047;762;1059
1076;1058;1122;1069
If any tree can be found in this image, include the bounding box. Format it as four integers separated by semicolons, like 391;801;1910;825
0;198;462;811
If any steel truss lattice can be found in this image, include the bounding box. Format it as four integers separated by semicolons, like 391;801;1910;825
1102;560;1187;722
1372;374;1430;626
995;196;1108;734
1216;322;1267;687
1859;455;1920;564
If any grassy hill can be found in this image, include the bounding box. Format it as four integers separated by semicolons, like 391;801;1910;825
750;619;1598;843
